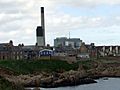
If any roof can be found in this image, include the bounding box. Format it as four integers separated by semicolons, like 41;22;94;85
40;49;53;52
0;43;9;46
12;46;22;51
0;43;9;51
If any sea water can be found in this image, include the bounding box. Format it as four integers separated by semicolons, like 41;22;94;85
26;78;120;90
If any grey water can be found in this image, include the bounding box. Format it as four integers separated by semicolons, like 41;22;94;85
26;78;120;90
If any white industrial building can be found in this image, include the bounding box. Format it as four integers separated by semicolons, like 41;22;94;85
54;37;82;49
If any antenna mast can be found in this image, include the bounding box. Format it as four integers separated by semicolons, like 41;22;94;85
69;32;70;39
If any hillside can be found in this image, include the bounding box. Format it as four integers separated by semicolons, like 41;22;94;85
0;59;79;74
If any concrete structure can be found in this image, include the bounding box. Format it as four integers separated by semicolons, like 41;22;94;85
36;26;44;46
36;7;45;46
54;37;82;49
41;7;45;46
96;46;120;57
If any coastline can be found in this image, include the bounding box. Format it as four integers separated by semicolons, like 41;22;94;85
0;58;120;88
4;69;120;88
25;78;120;90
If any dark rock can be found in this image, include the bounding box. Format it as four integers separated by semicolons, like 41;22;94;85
39;70;96;88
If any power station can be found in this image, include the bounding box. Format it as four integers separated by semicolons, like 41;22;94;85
36;7;45;46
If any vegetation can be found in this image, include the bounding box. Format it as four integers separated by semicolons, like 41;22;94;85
0;59;80;74
77;60;98;70
0;76;23;90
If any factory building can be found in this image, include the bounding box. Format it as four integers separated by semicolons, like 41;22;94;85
36;26;44;46
36;7;45;46
54;37;82;49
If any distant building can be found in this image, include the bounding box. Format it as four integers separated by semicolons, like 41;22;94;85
54;37;82;49
0;43;10;60
86;43;97;58
96;46;120;57
0;40;23;60
76;42;90;59
39;49;54;56
76;42;97;59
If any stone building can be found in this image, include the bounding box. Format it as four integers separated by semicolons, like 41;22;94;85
76;42;97;59
76;42;90;59
0;43;9;60
0;40;13;60
0;41;35;60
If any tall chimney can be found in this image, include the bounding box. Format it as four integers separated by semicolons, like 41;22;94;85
41;7;45;46
36;7;45;46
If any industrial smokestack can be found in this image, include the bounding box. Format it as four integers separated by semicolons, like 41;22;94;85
36;26;44;46
36;7;45;46
41;7;45;46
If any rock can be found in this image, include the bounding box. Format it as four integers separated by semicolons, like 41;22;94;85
39;70;96;88
0;69;97;88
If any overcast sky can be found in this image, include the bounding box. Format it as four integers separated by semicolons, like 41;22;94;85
0;0;120;46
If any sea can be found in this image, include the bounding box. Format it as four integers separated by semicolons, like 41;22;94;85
26;78;120;90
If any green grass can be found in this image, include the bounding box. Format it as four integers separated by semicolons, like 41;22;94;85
0;59;79;74
77;60;97;70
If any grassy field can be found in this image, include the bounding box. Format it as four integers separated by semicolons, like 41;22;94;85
0;59;80;74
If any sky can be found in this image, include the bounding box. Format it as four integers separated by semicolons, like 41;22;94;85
0;0;120;46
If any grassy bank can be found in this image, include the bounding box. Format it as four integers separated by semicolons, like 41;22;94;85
0;59;80;74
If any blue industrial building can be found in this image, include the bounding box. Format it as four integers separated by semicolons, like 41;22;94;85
39;49;54;56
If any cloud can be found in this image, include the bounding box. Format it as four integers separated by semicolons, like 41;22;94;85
0;0;120;45
46;13;120;32
52;0;120;7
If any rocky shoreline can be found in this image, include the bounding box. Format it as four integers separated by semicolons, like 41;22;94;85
1;59;120;88
4;70;97;88
39;78;96;88
5;70;120;88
